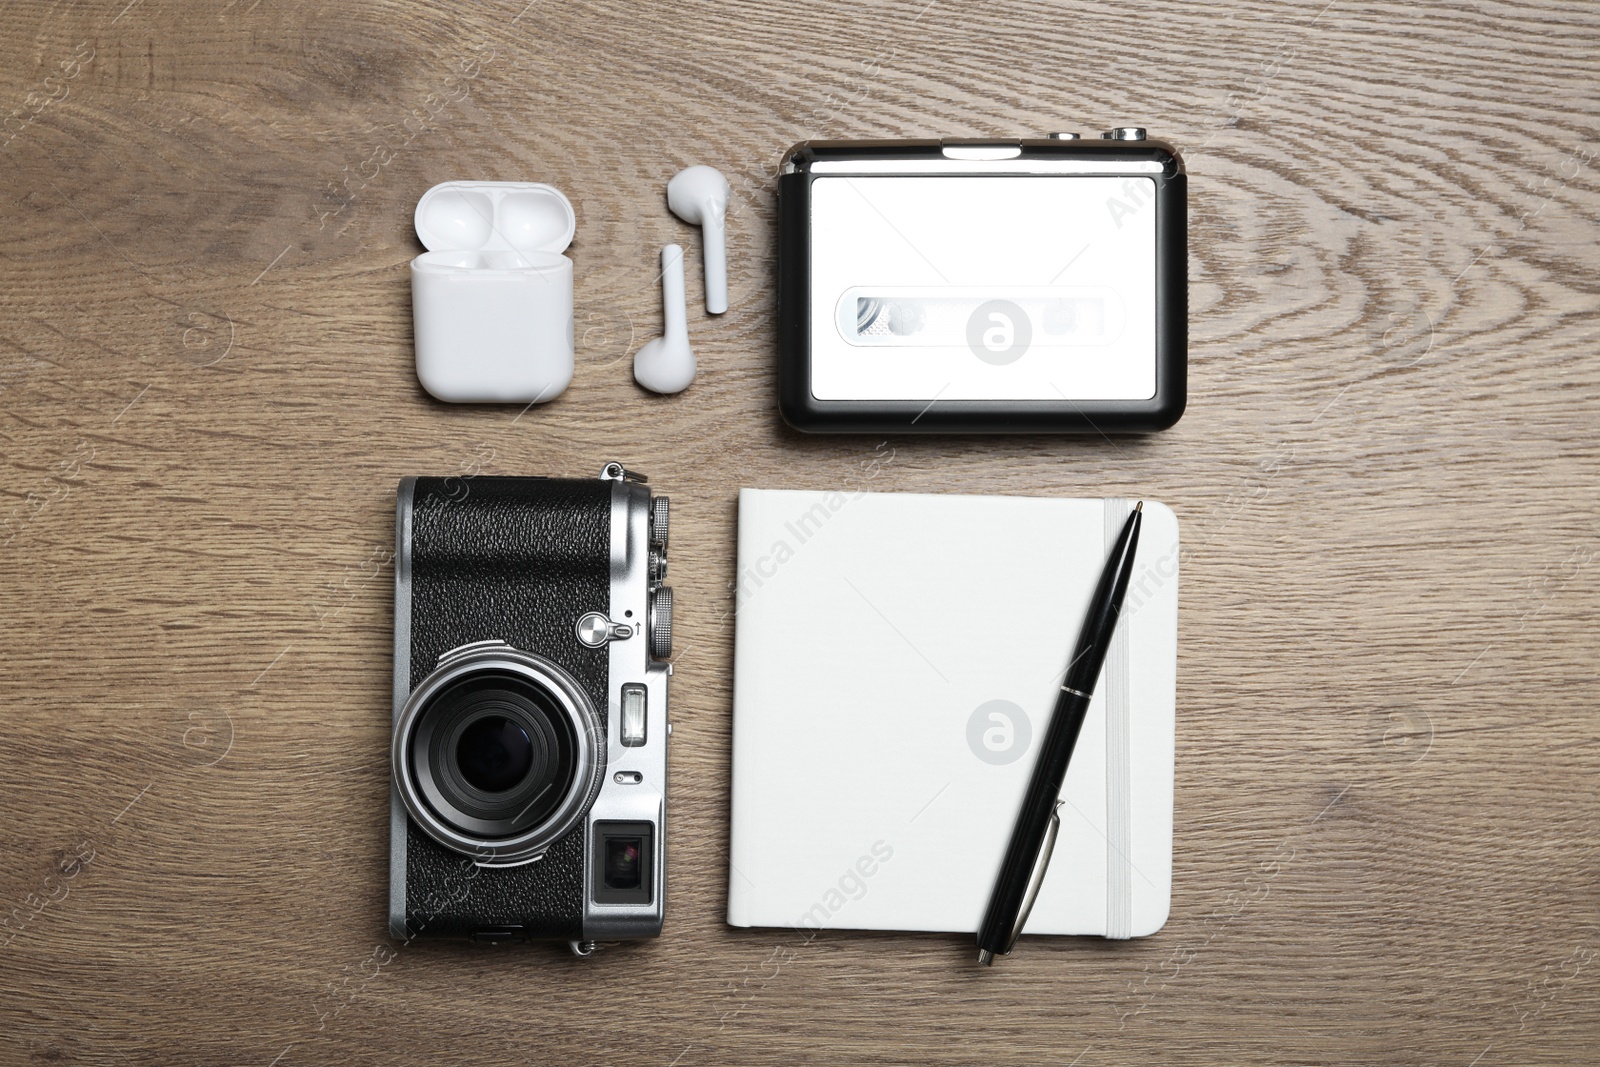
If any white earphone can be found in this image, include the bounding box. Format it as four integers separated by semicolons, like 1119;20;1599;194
632;244;696;395
633;166;730;395
666;165;730;315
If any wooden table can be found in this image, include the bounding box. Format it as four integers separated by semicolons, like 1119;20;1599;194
2;1;1596;1063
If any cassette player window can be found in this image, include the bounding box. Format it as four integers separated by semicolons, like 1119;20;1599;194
809;174;1157;403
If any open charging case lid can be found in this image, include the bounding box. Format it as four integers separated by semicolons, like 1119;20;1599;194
413;181;575;266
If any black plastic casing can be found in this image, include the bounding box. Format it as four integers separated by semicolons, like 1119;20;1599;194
776;137;1187;434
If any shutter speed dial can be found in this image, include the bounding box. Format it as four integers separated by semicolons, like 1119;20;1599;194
645;496;672;657
648;495;669;587
650;496;670;549
648;587;674;659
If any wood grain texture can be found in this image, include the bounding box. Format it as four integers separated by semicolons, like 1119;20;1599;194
1;0;1597;1063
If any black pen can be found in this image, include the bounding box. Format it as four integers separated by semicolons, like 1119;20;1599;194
976;501;1143;966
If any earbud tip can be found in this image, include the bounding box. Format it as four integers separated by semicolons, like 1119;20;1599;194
633;340;696;395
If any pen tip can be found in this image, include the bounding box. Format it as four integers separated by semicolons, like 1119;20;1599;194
1135;500;1144;513
977;949;994;966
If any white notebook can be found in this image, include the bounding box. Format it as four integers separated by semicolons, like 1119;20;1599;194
727;488;1178;939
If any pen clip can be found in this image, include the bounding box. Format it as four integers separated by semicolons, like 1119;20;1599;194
1005;800;1064;954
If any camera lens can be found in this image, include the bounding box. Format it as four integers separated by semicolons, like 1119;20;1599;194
455;716;533;793
394;646;606;864
408;669;584;840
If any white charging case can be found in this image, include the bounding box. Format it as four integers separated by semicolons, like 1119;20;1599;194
410;181;577;404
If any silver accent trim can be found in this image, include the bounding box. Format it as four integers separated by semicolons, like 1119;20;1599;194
388;477;416;939
1005;801;1064;954
437;638;512;666
582;476;669;940
808;158;1165;176
473;852;545;869
1060;685;1093;699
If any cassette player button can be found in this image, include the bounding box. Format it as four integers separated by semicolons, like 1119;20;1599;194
940;137;1022;160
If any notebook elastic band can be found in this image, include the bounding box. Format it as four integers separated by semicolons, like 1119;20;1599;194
1104;497;1134;940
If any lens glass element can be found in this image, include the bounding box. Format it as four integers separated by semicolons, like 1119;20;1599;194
455;715;533;793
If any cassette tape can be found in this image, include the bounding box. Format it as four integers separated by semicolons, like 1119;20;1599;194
776;131;1186;434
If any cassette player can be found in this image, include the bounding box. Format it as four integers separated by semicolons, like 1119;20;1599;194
776;130;1186;434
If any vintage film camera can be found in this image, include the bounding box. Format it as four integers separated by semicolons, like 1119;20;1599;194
389;464;671;953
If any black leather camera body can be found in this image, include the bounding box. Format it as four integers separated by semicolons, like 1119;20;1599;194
389;464;672;953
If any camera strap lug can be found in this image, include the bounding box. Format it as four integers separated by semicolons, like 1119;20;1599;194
599;462;647;483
